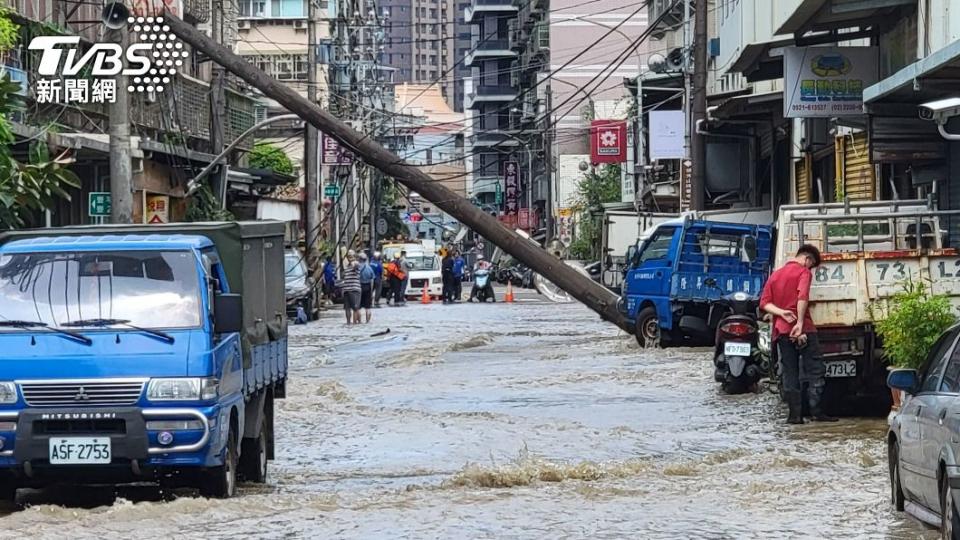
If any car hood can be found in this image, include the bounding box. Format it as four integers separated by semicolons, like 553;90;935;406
0;329;197;380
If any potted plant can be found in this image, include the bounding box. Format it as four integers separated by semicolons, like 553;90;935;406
874;279;957;410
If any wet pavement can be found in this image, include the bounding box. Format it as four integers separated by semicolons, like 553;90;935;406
0;289;937;538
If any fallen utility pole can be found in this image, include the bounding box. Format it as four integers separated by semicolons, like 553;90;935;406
164;13;632;333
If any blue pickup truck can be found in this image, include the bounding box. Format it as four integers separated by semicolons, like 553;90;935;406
0;221;288;500
620;217;774;347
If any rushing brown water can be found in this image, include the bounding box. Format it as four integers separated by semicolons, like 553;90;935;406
0;293;936;538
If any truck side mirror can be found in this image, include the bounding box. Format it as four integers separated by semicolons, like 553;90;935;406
214;293;243;334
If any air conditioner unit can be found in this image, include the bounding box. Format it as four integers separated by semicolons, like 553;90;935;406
293;19;307;30
238;19;251;29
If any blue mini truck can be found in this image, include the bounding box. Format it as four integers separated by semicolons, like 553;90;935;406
0;221;288;499
620;217;774;347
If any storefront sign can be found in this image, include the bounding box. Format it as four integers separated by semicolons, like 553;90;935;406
783;46;877;118
590;120;627;164
145;193;169;224
321;133;354;165
503;161;519;215
649;110;685;159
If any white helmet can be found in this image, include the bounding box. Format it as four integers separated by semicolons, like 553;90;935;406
477;254;485;260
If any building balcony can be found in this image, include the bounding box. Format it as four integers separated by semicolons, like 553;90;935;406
183;0;211;24
465;40;517;67
472;130;524;148
464;0;518;24
466;85;519;109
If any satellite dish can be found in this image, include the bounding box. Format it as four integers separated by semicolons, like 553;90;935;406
647;52;667;74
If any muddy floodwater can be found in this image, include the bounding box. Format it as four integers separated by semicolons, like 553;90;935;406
0;296;937;538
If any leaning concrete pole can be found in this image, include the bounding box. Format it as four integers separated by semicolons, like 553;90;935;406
164;13;632;333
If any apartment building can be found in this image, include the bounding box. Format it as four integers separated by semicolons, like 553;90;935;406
464;0;548;232
381;0;455;104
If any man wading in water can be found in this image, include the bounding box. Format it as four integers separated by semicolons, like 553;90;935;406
760;244;838;424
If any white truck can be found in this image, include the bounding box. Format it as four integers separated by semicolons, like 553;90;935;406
775;199;960;413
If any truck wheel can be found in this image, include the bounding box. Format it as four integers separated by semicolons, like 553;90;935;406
201;426;238;499
635;307;660;348
240;420;268;484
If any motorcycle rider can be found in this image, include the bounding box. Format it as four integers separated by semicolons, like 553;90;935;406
469;254;495;302
760;244;838;424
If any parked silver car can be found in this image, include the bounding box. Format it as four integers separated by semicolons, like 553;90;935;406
887;324;960;537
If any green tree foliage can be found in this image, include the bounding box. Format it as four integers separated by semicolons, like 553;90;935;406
0;78;80;229
249;143;294;176
184;184;234;222
874;279;958;369
0;9;17;51
569;165;622;260
0;13;81;229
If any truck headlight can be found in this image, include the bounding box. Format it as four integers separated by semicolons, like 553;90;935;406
146;378;218;401
0;382;16;404
432;277;443;284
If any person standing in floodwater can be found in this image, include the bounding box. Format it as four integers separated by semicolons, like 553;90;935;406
371;251;384;308
358;252;375;323
760;244;838;424
341;250;362;325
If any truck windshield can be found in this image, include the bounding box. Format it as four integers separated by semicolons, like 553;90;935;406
407;255;438;271
0;250;201;330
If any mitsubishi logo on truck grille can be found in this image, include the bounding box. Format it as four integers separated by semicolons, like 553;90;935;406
18;379;146;407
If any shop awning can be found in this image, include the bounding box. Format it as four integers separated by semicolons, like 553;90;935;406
864;38;960;107
776;0;914;41
711;91;784;122
730;37;794;82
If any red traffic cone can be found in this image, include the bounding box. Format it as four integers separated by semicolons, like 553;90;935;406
504;281;515;303
421;283;431;304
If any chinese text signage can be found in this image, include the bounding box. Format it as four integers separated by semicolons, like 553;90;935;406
88;192;111;217
322;133;354;165
503;161;519;215
784;46;877;118
145;193;169;224
590;120;627;164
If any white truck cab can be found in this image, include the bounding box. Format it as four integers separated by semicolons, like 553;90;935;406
405;250;443;299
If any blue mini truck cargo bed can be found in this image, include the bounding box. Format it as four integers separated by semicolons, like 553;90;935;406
0;221;289;499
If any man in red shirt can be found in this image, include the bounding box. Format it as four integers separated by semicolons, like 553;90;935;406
760;244;838;424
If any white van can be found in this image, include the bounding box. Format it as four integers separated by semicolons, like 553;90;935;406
405;250;443;299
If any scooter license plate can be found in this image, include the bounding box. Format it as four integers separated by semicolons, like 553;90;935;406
724;342;751;357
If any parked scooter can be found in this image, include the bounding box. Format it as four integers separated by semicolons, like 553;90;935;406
707;278;767;394
470;267;496;302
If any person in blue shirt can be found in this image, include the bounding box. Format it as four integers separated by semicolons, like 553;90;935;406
323;255;336;303
370;251;384;308
358;252;376;323
452;251;465;302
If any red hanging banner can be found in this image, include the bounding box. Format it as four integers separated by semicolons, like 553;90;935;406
590;120;627;164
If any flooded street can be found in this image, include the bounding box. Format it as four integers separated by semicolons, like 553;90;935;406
0;292;935;538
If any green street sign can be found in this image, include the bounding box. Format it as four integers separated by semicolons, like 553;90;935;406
88;192;111;217
495;182;502;205
324;184;340;198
